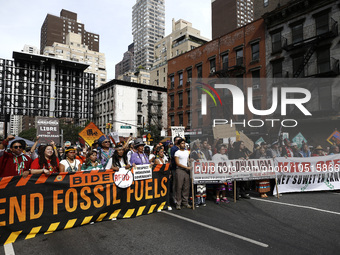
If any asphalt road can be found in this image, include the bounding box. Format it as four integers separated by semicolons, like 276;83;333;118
2;191;340;255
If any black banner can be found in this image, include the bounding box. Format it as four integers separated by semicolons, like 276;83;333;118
0;164;170;245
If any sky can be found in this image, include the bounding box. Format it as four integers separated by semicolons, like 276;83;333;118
0;0;212;80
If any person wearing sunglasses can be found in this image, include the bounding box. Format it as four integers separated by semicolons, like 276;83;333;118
97;135;114;169
0;135;33;178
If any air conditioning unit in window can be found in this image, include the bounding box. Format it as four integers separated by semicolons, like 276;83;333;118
210;67;216;74
253;84;260;90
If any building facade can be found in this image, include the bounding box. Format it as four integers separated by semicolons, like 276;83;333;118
150;19;209;88
117;69;150;85
253;0;292;20
115;43;134;79
43;32;107;88
212;0;254;39
40;9;99;54
132;0;165;70
264;0;340;146
167;18;267;138
94;80;167;137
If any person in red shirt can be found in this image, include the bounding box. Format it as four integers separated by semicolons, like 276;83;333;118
0;135;32;177
30;145;60;174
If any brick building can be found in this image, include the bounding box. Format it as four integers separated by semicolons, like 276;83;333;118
167;18;267;139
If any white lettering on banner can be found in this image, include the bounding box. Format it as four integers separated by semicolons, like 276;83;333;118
274;155;340;194
133;164;153;181
192;159;276;184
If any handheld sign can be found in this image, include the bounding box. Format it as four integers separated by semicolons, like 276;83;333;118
114;168;133;188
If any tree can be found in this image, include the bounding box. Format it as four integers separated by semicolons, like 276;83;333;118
59;121;84;145
19;128;36;141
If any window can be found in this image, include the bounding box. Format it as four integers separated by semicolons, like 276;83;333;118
272;31;282;53
179;72;183;86
178;92;183;107
237;74;243;91
251;43;259;61
292;56;304;77
197;110;202;126
138;102;142;112
170;75;174;88
197;65;202;78
158;92;161;101
148;91;152;100
315;13;329;36
178;114;183;126
222;54;229;70
318;86;332;110
264;0;269;7
137;115;142;125
137;89;142;99
187;90;191;105
170;94;174;109
272;61;282;79
252;70;260;88
157;70;159;76
317;48;330;73
292;23;303;44
210;58;216;72
187;112;191;127
236;49;243;65
187;68;192;83
170;115;175;126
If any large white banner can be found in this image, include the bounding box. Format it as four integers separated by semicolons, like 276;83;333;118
192;159;276;184
274;155;340;194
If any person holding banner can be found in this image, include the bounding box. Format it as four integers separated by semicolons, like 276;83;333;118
130;138;150;166
81;150;103;171
97;135;114;168
30;144;60;174
59;147;81;172
0;135;33;177
106;143;131;170
254;147;270;198
175;138;192;210
312;145;326;157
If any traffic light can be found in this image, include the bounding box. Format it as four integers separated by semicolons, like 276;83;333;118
106;123;112;129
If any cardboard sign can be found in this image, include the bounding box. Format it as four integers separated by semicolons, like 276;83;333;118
327;131;340;146
79;122;104;146
36;117;60;145
110;132;120;144
239;132;254;152
171;126;185;142
213;124;236;139
133;164;153;181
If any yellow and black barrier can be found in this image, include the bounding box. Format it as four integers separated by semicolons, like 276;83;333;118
0;164;170;246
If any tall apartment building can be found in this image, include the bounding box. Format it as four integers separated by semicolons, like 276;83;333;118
40;9;99;54
253;0;292;20
132;0;165;70
212;0;254;39
115;43;134;78
43;32;107;87
150;19;209;88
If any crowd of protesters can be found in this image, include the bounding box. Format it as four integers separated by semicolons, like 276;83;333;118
0;133;339;210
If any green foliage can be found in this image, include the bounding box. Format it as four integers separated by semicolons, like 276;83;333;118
59;121;84;144
19;128;36;141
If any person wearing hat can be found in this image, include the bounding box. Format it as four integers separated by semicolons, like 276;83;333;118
0;135;33;177
59;147;81;172
97;135;114;169
130;138;150;165
290;142;302;157
267;141;281;158
312;145;326;157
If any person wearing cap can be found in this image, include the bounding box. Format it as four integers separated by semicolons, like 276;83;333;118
59;147;81;172
312;145;326;157
130;138;150;166
0;135;33;177
106;143;131;170
291;143;302;157
97;135;114;169
267;141;281;158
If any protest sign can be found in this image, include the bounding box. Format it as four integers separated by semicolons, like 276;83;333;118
36;117;60;145
274;155;340;194
255;137;265;145
79;122;104;146
239;132;254;153
192;159;276;184
171;126;185;142
327;130;340;146
0;164;170;246
292;132;307;148
133;164;153;181
213;124;236;139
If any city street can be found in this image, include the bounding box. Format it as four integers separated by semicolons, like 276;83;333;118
3;191;340;255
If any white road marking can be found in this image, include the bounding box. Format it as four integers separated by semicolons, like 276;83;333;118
162;211;268;248
251;197;340;215
4;243;15;255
